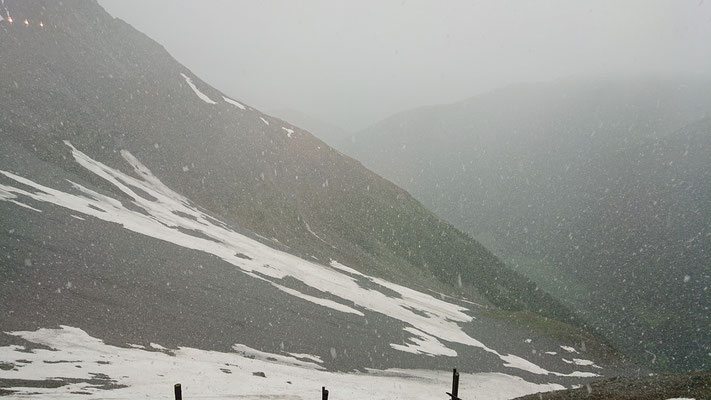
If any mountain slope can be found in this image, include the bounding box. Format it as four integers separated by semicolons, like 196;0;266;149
267;107;350;149
0;0;577;325
0;0;634;397
343;80;711;372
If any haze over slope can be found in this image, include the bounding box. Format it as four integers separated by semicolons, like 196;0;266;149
268;108;350;149
0;0;631;397
343;79;711;372
99;0;711;131
0;0;577;324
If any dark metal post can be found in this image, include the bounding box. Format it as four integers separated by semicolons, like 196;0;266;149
322;386;329;400
174;383;182;400
446;368;460;400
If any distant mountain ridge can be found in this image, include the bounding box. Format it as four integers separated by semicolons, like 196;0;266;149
343;79;711;372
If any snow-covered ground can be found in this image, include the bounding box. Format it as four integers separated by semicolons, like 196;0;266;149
0;326;564;399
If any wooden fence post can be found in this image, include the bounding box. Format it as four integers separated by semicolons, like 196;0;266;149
446;368;460;400
174;383;182;400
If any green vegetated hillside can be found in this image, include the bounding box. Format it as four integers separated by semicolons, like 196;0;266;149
0;0;581;335
343;79;711;371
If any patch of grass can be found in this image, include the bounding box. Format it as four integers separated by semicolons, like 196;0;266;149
483;309;625;364
475;233;590;306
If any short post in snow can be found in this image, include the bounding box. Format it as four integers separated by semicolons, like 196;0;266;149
446;368;461;400
174;383;182;400
322;386;329;400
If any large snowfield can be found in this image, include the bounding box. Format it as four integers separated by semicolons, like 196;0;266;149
0;325;564;399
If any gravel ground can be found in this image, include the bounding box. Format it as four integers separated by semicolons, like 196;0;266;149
514;370;711;400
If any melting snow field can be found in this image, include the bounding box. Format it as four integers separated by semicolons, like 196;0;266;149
0;141;600;380
0;326;564;399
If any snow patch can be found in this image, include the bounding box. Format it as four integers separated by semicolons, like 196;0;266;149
559;371;600;378
180;73;216;104
330;259;366;277
303;219;333;247
0;186;42;212
0;326;565;399
503;355;598;377
282;127;295;138
222;96;246;110
232;344;324;370
269;281;364;316
560;345;578;353
571;358;596;366
500;354;551;375
287;353;323;364
390;327;457;357
260;117;270;126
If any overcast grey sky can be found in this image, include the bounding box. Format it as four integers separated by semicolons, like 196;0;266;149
99;0;711;131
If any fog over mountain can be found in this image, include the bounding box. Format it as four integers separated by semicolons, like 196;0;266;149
99;0;711;131
342;79;711;372
1;1;646;397
267;108;350;148
2;1;710;398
